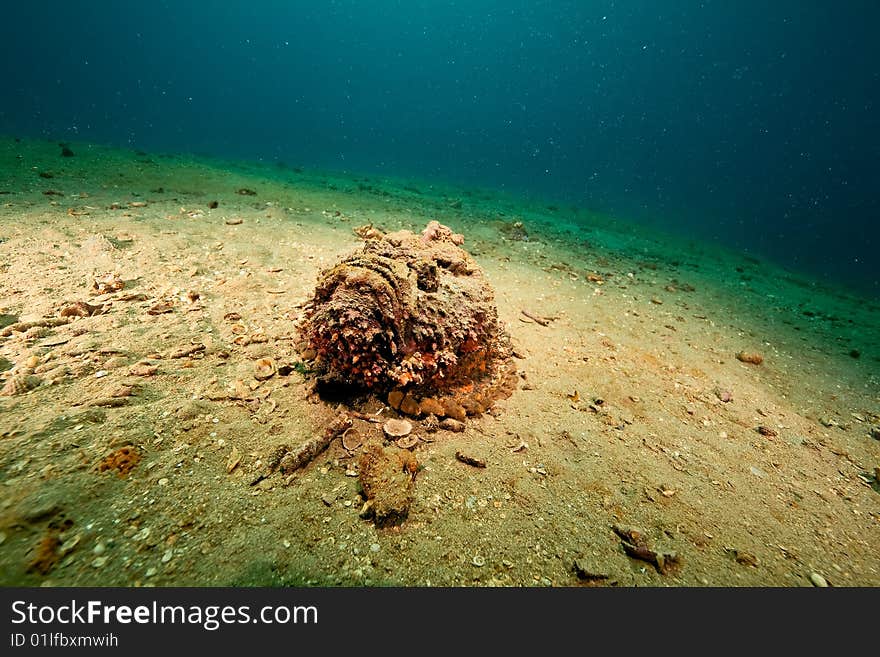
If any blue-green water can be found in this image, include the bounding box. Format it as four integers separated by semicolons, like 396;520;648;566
1;1;877;294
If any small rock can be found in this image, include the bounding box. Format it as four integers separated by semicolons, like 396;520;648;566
93;543;106;556
736;351;764;365
757;426;778;437
456;451;486;468
18;499;61;523
398;394;421;417
387;390;404;410
129;361;158;377
734;550;758;567
870;427;880;441
176;400;213;421
572;558;609;582
321;493;335;507
92;556;108;568
714;388;733;403
94;370;109;379
809;572;828;587
145;567;157;578
157;478;169;486
441;398;467;422
370;543;380;553
162;549;173;563
226;447;241;474
439;418;465;433
418;397;445;417
472;554;485;567
1;373;42;396
103;356;129;370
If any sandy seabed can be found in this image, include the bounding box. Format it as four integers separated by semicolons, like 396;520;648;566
0;138;878;587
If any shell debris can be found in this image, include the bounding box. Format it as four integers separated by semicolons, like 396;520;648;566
383;418;412;439
253;358;276;381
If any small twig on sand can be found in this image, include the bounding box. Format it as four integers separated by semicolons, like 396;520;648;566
520;309;555;327
279;413;353;474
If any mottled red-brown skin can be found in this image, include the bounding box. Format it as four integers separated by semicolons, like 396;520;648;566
300;222;513;397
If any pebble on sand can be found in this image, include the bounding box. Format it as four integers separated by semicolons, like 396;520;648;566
714;388;733;403
439;418;465;433
736;351;764;365
809;572;828;588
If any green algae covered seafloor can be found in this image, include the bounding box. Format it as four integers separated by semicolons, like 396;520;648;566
0;137;878;587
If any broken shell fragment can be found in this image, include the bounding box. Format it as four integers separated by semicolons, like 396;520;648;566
341;428;364;451
253;358;276;381
395;434;419;450
383;418;413;439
